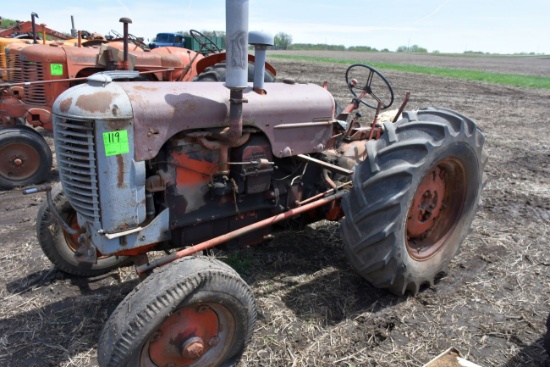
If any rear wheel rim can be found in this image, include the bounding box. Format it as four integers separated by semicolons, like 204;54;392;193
406;157;467;261
0;141;41;181
141;303;236;367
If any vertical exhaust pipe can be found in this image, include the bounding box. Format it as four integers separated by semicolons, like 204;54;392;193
225;0;249;89
119;17;132;70
31;12;39;44
71;15;77;38
222;0;249;143
249;31;274;94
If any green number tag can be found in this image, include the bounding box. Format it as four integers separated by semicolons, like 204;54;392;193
103;130;130;156
50;63;64;76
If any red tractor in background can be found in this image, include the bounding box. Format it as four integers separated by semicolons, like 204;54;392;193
0;17;275;189
0;12;74;41
1;12;78;79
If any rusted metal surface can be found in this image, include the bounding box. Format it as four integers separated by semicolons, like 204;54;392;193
115;81;334;160
75;90;114;113
196;52;277;76
0;134;42;181
407;166;446;238
142;303;235;367
25;107;52;129
0;19;73;40
119;17;132;71
220;88;245;144
0;93;26;125
392;91;410;122
137;189;348;274
1;41;206;129
151;46;204;82
148;305;218;365
406;158;467;261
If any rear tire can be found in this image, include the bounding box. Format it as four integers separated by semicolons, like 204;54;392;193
0;127;52;189
98;256;256;367
37;182;131;277
340;108;487;295
194;62;276;82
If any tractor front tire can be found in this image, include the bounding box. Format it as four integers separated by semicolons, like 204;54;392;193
37;182;131;277
0;127;52;189
98;256;256;367
340;108;487;295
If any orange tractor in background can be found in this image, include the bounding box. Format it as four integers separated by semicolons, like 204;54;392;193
1;12;77;79
0;16;275;189
0;12;73;40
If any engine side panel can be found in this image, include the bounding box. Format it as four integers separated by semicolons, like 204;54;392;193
117;81;335;160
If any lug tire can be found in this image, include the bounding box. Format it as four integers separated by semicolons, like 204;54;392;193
340;108;487;295
98;256;256;367
37;182;131;277
194;62;276;82
0;127;52;189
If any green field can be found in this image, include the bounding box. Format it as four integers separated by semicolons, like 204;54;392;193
269;54;550;90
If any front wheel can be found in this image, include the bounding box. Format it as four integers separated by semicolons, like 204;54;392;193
98;256;257;367
36;182;131;277
340;108;487;295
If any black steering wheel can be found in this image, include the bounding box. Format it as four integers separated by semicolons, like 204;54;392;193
345;64;394;110
110;29;123;38
128;33;150;50
190;29;221;54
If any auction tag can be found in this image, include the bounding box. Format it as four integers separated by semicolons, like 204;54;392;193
50;63;64;76
103;130;130;156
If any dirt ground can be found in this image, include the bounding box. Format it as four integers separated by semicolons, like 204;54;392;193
1;52;549;367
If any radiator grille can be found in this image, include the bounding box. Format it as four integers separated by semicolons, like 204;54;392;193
54;119;101;223
0;49;5;74
6;50;22;83
22;61;46;104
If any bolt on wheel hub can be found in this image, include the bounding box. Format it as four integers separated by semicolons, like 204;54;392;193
406;158;467;261
147;304;220;366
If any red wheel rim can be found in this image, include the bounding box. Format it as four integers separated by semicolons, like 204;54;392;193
0;141;41;181
64;211;109;258
64;211;81;252
406;157;467;261
141;303;236;366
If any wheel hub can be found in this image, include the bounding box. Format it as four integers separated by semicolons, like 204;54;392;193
148;304;219;366
0;142;40;180
12;157;23;167
407;166;446;238
406;158;467;261
181;336;205;359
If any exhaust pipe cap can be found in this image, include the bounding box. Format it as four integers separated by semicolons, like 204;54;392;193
249;31;274;47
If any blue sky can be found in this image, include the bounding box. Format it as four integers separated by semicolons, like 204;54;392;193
3;0;549;54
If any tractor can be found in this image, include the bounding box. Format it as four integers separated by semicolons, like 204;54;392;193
0;17;274;189
25;0;487;365
0;12;77;78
